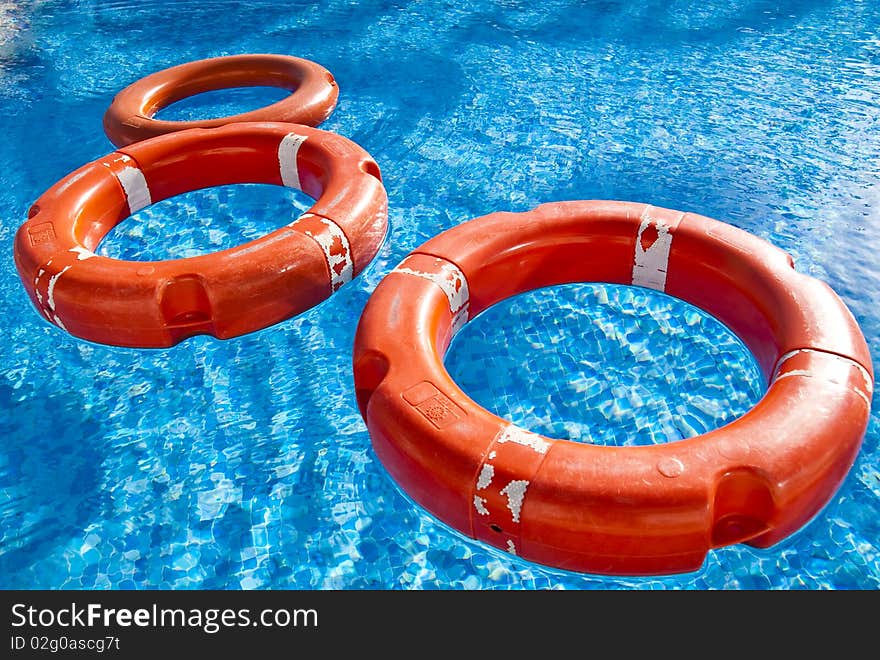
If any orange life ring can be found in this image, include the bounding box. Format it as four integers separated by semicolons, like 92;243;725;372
103;54;339;147
14;122;387;348
353;200;873;576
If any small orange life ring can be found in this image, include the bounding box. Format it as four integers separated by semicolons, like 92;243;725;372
353;200;873;576
14;122;387;348
103;54;339;147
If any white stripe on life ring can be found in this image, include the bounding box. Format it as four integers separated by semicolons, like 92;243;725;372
292;213;353;292
632;206;678;292
278;132;308;191
393;257;470;333
393;258;469;315
114;158;152;214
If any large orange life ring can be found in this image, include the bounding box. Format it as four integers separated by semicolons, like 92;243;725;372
103;54;339;147
353;200;873;576
14;122;387;348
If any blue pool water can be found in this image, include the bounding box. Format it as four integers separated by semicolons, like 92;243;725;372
1;0;878;589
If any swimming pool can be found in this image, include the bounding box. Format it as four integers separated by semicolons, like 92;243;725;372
1;0;877;589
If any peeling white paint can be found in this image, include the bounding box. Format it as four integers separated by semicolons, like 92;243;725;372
394;259;469;316
773;348;810;378
499;479;529;523
488;451;497;460
773;348;875;410
278;132;308;190
296;215;353;291
34;260;53;318
853;360;872;395
473;495;489;516
773;369;813;381
34;273;43;304
51;313;68;331
774;347;874;396
289;212;315;227
853;387;871;408
497;424;550;455
451;304;470;335
632;206;678;291
115;161;152;214
476;463;494;490
69;246;96;260
774;348;802;368
776;366;872;409
46;265;72;312
506;540;516;555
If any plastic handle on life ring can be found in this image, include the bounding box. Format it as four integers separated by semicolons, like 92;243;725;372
353;200;873;576
14;122;387;348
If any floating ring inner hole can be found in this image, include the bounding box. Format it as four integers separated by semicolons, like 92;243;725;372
444;283;765;446
154;86;293;121
97;183;314;261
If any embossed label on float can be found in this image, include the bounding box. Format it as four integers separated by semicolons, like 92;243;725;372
28;222;56;246
402;381;465;429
